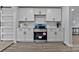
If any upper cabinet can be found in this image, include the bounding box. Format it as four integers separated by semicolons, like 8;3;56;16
18;7;62;21
18;8;34;21
33;8;46;15
46;8;62;21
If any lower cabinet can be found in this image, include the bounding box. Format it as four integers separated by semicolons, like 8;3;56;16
26;28;33;42
47;28;63;42
56;31;63;41
17;28;63;42
47;29;56;42
17;28;33;42
17;29;24;41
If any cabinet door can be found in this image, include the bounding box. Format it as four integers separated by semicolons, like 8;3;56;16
18;8;34;21
17;29;25;41
17;28;33;42
33;8;46;15
33;8;40;14
40;8;46;14
47;29;56;42
46;8;61;21
26;8;34;21
26;28;33;42
56;31;63;41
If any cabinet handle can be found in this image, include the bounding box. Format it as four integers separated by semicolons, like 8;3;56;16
25;18;27;20
39;10;41;14
53;18;55;21
55;32;57;35
24;32;26;34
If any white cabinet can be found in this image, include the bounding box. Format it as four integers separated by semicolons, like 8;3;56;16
26;28;33;42
47;28;56;42
56;31;63;41
33;8;46;15
47;28;63;42
17;28;33;42
46;8;61;21
17;29;24;41
18;8;34;21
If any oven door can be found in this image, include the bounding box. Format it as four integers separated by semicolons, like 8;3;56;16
34;32;47;42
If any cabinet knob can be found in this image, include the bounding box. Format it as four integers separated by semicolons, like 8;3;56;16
39;10;41;14
24;31;26;34
25;18;27;20
53;18;55;20
55;32;57;35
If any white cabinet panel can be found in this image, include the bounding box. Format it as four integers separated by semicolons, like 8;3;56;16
33;8;46;15
17;29;24;41
56;31;63;41
41;8;46;14
46;8;61;21
17;28;33;42
47;28;63;42
47;29;56;42
35;15;46;23
18;8;34;21
26;28;33;42
33;8;39;14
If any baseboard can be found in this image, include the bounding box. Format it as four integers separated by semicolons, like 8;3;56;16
16;41;33;43
47;41;63;43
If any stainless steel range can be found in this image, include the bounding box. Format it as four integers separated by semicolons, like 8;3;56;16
33;24;47;42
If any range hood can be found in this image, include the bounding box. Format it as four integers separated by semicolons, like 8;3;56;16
34;24;47;29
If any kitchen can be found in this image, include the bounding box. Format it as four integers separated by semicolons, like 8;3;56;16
0;6;72;47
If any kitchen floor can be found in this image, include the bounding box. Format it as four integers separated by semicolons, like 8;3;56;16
0;41;13;52
2;42;79;52
2;35;79;52
2;42;73;52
